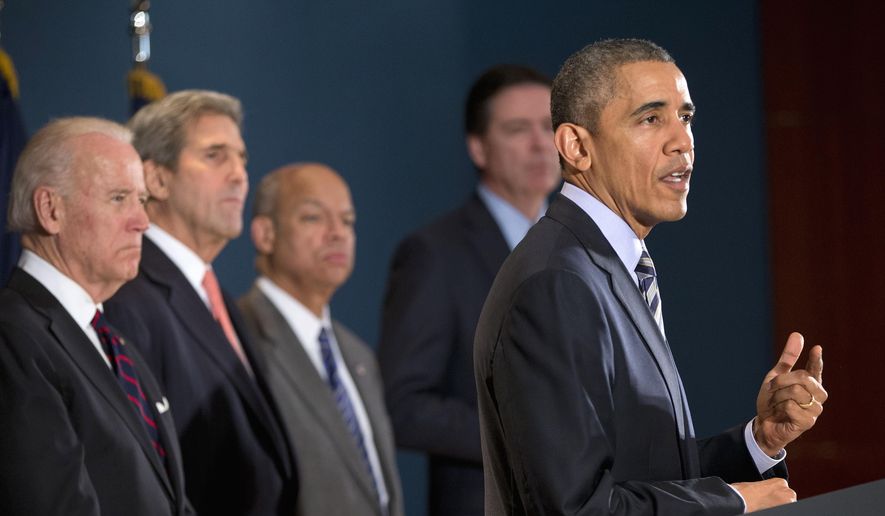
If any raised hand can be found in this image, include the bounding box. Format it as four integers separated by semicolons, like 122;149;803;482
754;332;827;456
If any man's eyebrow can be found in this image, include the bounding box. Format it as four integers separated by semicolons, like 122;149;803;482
630;101;666;117
629;100;696;117
201;143;248;160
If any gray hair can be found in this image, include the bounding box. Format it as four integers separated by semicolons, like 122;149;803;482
7;117;131;233
551;38;674;133
128;89;243;170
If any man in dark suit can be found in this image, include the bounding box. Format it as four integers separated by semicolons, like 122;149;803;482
474;38;828;515
104;90;297;515
378;64;561;515
0;117;191;515
238;163;404;516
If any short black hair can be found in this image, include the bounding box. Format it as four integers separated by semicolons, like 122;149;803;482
551;38;674;133
465;64;552;136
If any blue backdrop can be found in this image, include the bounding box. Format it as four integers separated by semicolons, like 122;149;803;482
3;2;772;514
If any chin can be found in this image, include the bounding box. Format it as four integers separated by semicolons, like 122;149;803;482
666;200;688;221
219;226;244;240
120;267;140;281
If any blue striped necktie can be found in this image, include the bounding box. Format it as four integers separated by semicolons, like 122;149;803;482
318;328;383;507
91;309;166;461
635;247;665;336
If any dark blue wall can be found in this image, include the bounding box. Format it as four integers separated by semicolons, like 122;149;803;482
3;2;772;514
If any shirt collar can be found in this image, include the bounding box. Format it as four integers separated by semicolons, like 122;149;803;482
477;183;546;250
146;224;212;303
560;182;645;284
18;249;102;331
255;276;333;368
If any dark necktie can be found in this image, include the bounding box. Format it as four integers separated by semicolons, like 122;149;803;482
91;309;166;460
319;327;383;508
635;247;665;336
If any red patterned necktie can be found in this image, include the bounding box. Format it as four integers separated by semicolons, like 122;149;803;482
91;309;166;460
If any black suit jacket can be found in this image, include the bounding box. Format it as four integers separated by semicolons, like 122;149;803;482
105;238;297;516
379;193;509;516
474;194;786;515
0;269;190;516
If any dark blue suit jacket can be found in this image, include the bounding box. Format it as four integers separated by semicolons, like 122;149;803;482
0;268;191;516
379;193;509;516
105;238;297;516
474;194;786;515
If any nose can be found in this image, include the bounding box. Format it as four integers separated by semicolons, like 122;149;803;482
664;118;694;157
326;215;352;242
131;201;150;233
229;154;248;184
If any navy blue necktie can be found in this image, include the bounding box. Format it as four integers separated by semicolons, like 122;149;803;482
636;247;665;336
319;327;383;507
91;309;166;460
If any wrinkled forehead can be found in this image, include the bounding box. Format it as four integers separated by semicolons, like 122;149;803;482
183;112;242;142
612;61;691;104
67;133;143;186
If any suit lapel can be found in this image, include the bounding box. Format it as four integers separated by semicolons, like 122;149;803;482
546;196;690;446
461;193;511;279
140;240;292;475
8;270;176;498
245;288;380;502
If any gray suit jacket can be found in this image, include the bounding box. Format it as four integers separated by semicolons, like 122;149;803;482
238;285;404;516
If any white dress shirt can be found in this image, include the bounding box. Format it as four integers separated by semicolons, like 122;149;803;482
145;224;213;307
477;183;546;251
255;276;389;510
18;250;111;369
560;182;784;497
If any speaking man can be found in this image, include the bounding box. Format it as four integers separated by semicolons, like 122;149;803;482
474;39;827;515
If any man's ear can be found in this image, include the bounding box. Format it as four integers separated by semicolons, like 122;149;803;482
250;216;275;255
554;123;593;172
143;160;172;201
466;134;487;170
32;186;64;235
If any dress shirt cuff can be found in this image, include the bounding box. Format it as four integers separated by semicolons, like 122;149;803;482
726;483;748;514
745;418;787;473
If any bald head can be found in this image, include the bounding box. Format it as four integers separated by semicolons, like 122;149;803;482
251;163;355;315
253;163;347;220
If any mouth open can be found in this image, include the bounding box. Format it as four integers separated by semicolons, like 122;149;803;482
660;167;691;190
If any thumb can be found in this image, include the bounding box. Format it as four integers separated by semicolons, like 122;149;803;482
764;332;804;383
